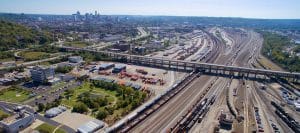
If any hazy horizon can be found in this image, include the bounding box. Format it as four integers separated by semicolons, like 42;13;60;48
0;0;300;19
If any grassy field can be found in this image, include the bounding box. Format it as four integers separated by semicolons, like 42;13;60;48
63;41;91;48
0;109;9;121
35;123;66;133
20;51;50;61
0;58;14;62
258;56;283;71
0;86;31;103
61;82;117;108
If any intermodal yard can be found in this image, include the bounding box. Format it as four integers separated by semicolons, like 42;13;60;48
107;28;300;133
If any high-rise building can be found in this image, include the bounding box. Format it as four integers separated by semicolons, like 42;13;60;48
76;11;80;16
30;66;54;83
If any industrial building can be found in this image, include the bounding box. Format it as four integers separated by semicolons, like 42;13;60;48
91;76;115;83
99;63;115;70
77;119;105;133
68;56;83;63
30;66;55;84
0;109;35;133
112;64;126;73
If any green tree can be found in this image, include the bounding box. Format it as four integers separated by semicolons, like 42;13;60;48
72;102;88;113
96;108;108;120
37;103;45;112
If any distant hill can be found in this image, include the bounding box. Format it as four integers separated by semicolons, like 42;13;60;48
0;20;53;51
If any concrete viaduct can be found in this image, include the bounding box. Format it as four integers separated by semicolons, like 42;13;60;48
62;47;300;82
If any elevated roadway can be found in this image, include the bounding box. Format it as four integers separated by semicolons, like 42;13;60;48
61;46;300;82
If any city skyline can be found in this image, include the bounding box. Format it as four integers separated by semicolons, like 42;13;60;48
0;0;300;19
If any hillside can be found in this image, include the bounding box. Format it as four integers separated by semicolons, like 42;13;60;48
0;20;53;51
260;31;300;72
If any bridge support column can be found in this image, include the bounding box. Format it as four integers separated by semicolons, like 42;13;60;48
184;63;187;71
229;71;234;76
129;56;132;63
148;58;151;66
168;61;171;69
176;62;179;70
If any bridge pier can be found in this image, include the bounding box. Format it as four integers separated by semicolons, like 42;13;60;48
168;61;171;69
229;71;234;76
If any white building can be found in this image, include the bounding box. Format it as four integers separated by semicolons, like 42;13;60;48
68;56;83;63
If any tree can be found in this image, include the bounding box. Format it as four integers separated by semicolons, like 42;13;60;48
37;103;45;112
65;89;75;99
55;66;74;73
96;108;108;120
72;102;88;113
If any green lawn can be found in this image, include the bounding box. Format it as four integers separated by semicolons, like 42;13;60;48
20;51;50;61
63;41;91;48
0;87;31;103
0;58;14;62
61;82;117;107
0;109;9;121
35;123;66;133
52;82;67;90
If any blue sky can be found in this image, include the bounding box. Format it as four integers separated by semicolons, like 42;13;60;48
0;0;299;19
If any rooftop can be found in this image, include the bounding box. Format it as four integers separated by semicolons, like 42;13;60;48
0;111;32;125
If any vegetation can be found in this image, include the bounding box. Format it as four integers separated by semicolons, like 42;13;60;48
0;86;31;103
35;123;66;133
72;102;89;113
31;45;59;53
37;99;61;112
0;51;14;62
0;20;53;51
0;109;9;121
91;80;147;122
61;82;116;109
73;51;112;62
19;51;50;61
63;41;91;48
61;81;147;123
55;66;74;73
260;31;300;72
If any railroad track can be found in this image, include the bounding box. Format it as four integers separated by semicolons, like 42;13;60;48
115;71;199;132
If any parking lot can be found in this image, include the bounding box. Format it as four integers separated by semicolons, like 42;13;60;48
71;61;187;95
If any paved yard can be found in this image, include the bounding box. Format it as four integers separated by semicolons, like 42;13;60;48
52;110;103;130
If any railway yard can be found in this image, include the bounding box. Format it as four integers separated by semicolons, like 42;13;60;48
107;28;300;133
1;7;300;133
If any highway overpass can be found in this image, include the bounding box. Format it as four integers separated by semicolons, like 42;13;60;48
61;47;300;82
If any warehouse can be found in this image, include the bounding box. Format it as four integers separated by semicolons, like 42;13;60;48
99;63;115;70
112;64;126;73
77;119;105;133
91;76;114;83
